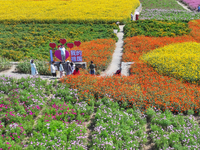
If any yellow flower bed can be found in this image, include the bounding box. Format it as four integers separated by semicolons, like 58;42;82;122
141;42;200;82
0;0;140;23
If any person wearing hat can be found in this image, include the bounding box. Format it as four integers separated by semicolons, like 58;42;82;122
64;60;72;75
89;61;95;75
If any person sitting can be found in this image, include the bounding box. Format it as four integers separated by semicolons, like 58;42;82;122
73;66;80;75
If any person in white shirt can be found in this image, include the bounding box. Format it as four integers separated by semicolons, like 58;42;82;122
59;45;66;62
50;61;57;77
59;62;64;78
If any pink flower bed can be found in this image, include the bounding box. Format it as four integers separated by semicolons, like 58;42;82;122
181;0;200;10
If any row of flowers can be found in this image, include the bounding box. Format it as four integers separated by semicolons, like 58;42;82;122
0;0;140;24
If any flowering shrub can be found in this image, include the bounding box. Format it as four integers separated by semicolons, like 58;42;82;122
141;42;200;83
0;56;11;71
0;0;140;24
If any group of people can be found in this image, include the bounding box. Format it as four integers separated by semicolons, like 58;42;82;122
50;60;96;78
51;60;80;78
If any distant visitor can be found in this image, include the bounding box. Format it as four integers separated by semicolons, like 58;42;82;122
30;59;38;76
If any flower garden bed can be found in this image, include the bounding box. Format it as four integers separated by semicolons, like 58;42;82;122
1;76;200;150
0;0;140;24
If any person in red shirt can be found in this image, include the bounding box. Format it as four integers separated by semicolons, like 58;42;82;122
73;67;80;75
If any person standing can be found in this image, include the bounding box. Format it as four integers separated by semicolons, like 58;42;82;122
198;5;200;12
89;61;95;75
50;61;57;77
59;45;66;62
73;66;80;75
30;59;38;76
59;62;64;78
64;60;72;75
70;61;75;74
131;12;134;21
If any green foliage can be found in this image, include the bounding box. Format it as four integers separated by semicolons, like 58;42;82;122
0;56;11;71
124;20;190;37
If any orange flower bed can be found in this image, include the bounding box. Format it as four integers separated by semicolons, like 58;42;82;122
54;39;116;71
61;20;200;113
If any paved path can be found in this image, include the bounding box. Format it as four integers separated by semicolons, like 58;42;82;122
176;0;192;12
101;4;142;77
0;65;56;81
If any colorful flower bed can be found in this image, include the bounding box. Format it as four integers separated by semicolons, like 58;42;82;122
0;76;94;149
124;20;191;37
141;42;200;83
0;0;140;24
90;98;147;149
0;23;118;61
178;0;200;11
140;9;200;21
146;108;200;149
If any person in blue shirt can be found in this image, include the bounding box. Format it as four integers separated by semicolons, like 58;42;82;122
198;5;200;12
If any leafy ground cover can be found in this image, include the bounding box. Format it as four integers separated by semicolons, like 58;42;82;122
124;20;190;37
0;23;118;61
0;0;140;24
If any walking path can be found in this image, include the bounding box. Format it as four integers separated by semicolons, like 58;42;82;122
101;4;142;77
0;65;55;80
176;0;192;12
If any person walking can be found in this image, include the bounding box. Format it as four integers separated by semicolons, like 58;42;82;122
89;61;95;75
131;12;134;21
50;61;57;77
73;66;80;75
30;59;38;76
64;60;72;75
59;62;64;78
59;45;66;62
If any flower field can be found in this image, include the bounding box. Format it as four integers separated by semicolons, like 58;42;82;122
141;42;200;82
0;23;118;61
0;0;140;24
124;20;191;37
1;76;200;149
